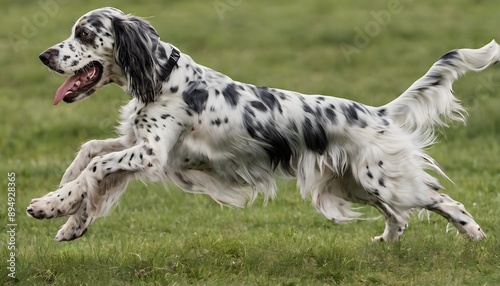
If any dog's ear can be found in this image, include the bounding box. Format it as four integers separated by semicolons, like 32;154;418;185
112;15;160;104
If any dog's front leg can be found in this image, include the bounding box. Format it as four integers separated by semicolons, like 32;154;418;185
27;142;167;241
59;138;125;187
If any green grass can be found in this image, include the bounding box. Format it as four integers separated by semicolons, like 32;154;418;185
1;0;500;284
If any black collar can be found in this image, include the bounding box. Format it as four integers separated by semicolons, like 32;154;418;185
163;47;180;78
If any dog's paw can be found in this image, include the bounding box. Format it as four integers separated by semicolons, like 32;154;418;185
27;193;64;219
457;221;486;241
27;186;83;220
371;235;387;242
55;213;92;242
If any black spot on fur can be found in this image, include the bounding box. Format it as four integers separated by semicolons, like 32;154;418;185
341;104;358;124
118;153;127;163
428;73;442;86
378;161;384;167
244;106;255;118
353;103;367;114
170;86;179;93
367;171;373;179
439;50;458;61
315;106;323;119
378;177;386;187
242;108;295;174
303;104;315;114
459;221;467;226
256;86;282;113
62;55;70;61
222;83;240;107
377;108;387;117
88;16;105;32
211;118;221;126
325;108;337;124
161;114;171;119
340;103;369;128
92;166;97;173
303;118;328;154
250;101;268;112
183;83;209;114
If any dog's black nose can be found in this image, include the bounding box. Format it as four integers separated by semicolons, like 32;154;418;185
39;49;59;66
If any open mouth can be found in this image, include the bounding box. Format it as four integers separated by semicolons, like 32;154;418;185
54;61;103;105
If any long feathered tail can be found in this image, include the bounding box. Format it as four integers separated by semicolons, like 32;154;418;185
384;40;500;145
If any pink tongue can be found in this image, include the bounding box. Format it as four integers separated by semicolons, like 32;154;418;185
54;74;80;105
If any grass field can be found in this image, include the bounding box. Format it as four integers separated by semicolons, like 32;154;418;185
1;0;500;284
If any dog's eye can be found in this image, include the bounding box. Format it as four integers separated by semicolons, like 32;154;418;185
77;28;94;43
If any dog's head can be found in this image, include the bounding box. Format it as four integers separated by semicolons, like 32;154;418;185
40;7;163;105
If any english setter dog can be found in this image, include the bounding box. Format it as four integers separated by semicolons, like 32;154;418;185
29;7;498;242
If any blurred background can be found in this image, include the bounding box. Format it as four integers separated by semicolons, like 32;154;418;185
1;0;499;284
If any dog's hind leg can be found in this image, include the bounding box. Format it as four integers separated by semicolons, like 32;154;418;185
369;200;411;242
340;173;411;241
423;190;485;240
311;174;410;241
